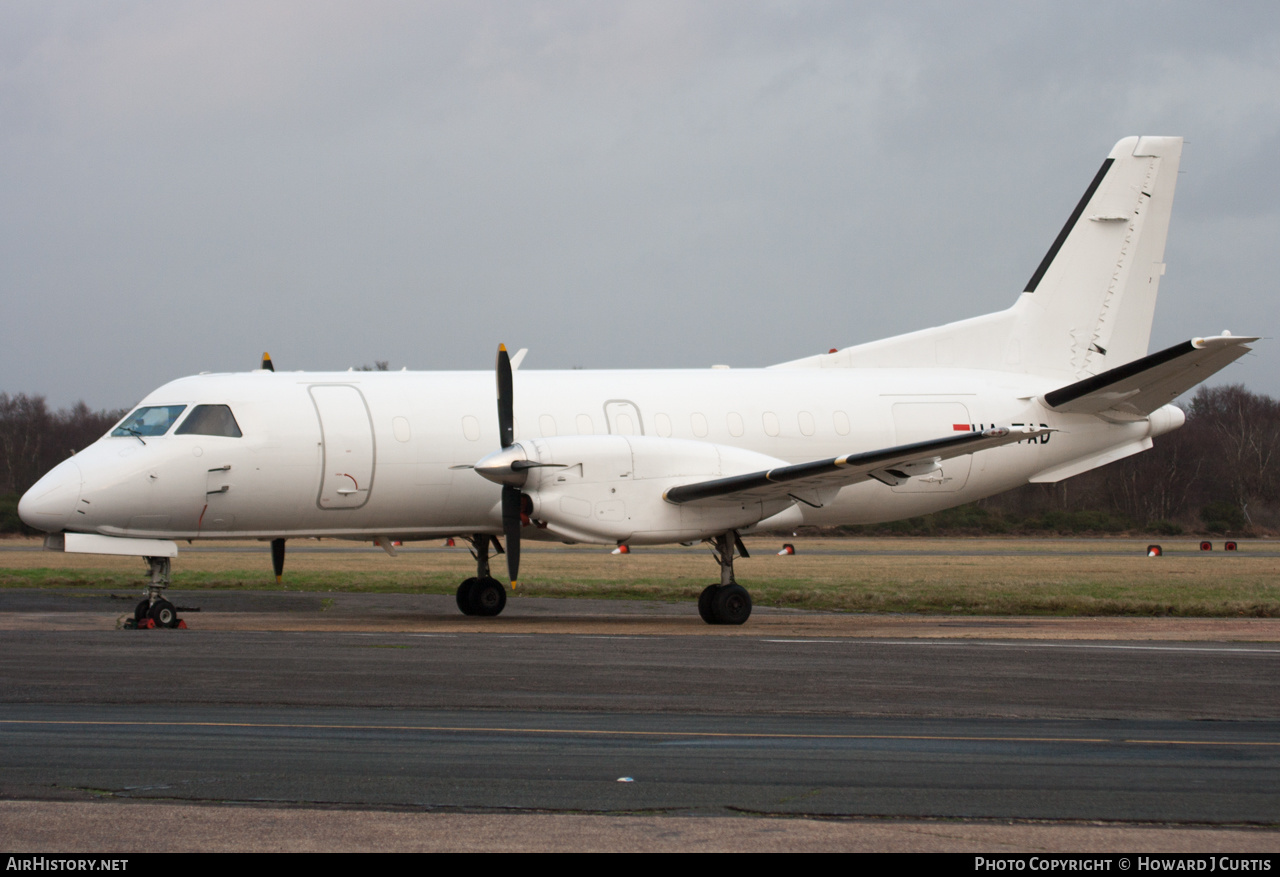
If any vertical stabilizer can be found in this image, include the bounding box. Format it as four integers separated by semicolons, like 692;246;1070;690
1010;135;1182;380
773;137;1184;378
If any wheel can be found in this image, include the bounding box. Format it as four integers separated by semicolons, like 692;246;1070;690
697;585;718;624
134;599;151;622
711;584;752;625
456;577;480;615
471;577;507;617
147;598;178;629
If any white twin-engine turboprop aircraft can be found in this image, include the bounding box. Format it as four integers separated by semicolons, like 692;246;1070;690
19;136;1257;626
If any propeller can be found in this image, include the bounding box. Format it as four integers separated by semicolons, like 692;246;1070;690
472;344;565;587
496;344;520;587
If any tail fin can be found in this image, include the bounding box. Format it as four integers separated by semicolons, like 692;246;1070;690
773;136;1183;379
1011;135;1182;380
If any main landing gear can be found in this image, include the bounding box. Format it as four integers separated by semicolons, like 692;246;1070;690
455;534;508;617
698;531;753;625
127;556;184;629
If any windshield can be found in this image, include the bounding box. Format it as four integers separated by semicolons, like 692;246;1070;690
112;405;187;438
175;404;243;438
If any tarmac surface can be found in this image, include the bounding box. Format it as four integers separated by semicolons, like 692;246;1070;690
2;588;1279;852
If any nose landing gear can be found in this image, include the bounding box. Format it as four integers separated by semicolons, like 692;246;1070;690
125;556;185;629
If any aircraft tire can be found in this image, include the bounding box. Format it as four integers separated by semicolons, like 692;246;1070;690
456;578;480;615
697;585;718;624
472;576;507;617
134;599;151;622
148;598;179;629
711;584;751;626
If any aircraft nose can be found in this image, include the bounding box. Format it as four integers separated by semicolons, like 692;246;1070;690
17;459;83;533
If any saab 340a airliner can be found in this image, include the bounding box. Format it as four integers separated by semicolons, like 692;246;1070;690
18;136;1257;626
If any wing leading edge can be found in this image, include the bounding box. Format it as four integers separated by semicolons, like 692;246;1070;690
663;426;1051;506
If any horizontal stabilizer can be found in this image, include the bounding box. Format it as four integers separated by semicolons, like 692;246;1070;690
1042;334;1257;419
664;426;1050;506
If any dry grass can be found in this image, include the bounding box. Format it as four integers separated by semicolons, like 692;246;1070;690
2;536;1278;617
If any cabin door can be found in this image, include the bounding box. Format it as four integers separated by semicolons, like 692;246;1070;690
310;385;376;510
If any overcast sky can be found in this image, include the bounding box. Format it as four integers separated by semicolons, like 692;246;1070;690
2;1;1277;410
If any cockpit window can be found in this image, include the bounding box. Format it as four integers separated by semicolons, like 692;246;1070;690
175;404;243;438
112;405;188;438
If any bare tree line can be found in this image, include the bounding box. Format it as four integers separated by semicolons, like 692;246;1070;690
0;394;126;498
2;385;1278;535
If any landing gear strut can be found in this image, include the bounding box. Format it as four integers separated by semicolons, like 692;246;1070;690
130;555;181;629
698;532;752;625
455;534;508;617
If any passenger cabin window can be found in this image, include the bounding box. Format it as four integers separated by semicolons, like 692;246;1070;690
176;404;243;437
112;405;187;437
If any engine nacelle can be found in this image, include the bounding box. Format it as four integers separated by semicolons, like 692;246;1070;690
509;435;794;545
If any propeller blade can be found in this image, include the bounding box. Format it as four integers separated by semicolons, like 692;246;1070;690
261;352;275;372
497;344;514;449
502;485;521;586
271;538;285;584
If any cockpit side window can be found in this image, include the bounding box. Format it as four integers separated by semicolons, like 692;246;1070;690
112;405;187;438
175;404;243;438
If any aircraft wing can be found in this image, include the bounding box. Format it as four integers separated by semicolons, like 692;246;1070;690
1043;335;1257;420
663;426;1049;506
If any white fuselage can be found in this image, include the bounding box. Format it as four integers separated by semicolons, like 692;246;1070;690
21;365;1165;544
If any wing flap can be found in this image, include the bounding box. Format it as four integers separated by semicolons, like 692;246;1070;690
663;426;1049;505
1043;335;1257;418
